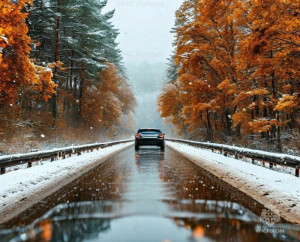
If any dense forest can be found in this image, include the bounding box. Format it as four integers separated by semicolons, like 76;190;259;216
0;0;136;153
159;0;300;153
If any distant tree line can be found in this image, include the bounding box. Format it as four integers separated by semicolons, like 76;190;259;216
158;0;300;153
0;0;136;153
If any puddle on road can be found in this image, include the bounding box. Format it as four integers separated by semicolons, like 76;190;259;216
1;147;300;241
1;201;299;242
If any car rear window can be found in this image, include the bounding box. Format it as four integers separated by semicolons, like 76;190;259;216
138;129;161;134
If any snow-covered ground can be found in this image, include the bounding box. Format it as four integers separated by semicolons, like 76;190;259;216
166;141;300;224
0;142;133;224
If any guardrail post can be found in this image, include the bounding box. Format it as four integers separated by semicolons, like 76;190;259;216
224;152;228;157
270;163;273;169
1;167;5;174
296;167;299;177
252;159;255;164
27;162;32;168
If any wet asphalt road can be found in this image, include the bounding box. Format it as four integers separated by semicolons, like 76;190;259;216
1;146;299;241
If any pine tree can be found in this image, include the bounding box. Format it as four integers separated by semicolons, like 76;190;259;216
0;0;136;150
26;0;134;133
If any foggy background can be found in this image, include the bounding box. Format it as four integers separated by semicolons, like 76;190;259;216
105;0;183;131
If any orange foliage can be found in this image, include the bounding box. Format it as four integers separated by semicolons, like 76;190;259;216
158;81;187;133
275;95;299;113
159;0;300;143
0;0;55;105
81;63;136;130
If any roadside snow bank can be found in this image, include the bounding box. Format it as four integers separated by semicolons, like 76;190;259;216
0;142;133;224
167;141;300;224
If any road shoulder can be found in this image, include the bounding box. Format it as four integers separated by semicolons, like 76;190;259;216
167;141;300;224
0;142;133;224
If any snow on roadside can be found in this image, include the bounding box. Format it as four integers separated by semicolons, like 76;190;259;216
166;141;300;224
0;142;133;224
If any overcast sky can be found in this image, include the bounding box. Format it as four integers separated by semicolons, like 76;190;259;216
105;0;183;64
105;0;183;130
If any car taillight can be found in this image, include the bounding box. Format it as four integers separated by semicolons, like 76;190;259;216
135;134;141;139
158;133;164;139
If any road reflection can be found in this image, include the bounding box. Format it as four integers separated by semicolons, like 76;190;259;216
1;147;300;241
135;147;165;173
1;201;299;241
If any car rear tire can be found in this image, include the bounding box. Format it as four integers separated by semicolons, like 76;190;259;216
160;144;165;151
135;144;139;151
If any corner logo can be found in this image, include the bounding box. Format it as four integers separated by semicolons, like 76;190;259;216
260;206;281;227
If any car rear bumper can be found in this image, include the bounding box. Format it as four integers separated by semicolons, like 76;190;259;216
135;138;164;146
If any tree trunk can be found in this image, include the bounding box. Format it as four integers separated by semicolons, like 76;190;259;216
225;107;232;136
51;0;61;129
206;108;213;141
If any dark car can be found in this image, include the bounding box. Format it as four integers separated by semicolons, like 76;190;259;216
135;128;165;151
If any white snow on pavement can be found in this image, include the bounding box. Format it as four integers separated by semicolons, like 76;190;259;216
166;141;300;224
0;142;133;224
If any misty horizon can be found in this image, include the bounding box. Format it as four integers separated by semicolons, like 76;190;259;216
105;0;183;131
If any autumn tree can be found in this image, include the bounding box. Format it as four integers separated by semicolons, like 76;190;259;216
0;0;58;152
0;0;55;106
232;0;300;150
158;81;187;134
173;0;246;140
159;0;299;152
26;0;134;139
0;0;136;152
81;63;136;136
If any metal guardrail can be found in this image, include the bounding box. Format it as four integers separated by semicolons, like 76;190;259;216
0;140;133;175
166;139;300;177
